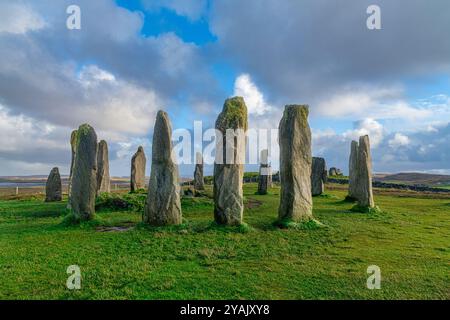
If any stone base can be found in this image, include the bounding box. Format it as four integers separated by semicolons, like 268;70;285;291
343;195;358;202
274;218;324;230
350;205;382;214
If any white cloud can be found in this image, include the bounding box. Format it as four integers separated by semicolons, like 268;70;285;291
344;118;385;148
388;133;410;148
234;74;273;116
0;2;46;34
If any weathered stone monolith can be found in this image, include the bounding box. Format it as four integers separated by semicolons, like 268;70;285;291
329;167;337;176
45;167;62;202
347;140;359;201
67;130;77;208
143;111;182;226
130;146;146;192
257;149;271;195
355;135;375;208
278;105;313;222
96;140;110;195
311;157;327;196
213;97;248;225
194;152;205;190
70;124;98;221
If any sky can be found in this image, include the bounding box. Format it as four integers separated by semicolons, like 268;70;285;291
0;0;450;177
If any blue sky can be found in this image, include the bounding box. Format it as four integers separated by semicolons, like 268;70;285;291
0;0;449;177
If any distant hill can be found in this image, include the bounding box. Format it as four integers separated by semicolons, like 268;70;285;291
374;172;450;186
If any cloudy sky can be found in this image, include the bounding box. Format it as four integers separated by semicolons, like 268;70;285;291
0;0;449;177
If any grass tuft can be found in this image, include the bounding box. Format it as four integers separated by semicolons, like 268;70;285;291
274;218;324;230
350;205;382;214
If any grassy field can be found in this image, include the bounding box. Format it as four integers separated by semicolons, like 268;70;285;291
0;183;448;300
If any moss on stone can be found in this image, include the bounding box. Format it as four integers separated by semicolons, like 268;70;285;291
216;96;248;131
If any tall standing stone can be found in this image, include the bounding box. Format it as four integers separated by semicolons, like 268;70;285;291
257;149;271;195
278;105;313;222
70;124;98;221
347;140;359;200
67;130;77;208
213;97;248;225
311;157;327;196
130;146;146;192
143;111;182;226
194;152;205;190
45;167;62;202
96;140;110;195
356;135;375;208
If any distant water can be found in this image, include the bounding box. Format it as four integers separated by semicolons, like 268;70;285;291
0;182;45;188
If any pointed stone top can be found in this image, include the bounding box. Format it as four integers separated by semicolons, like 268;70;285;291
152;110;173;163
196;152;203;164
260;149;269;165
216;96;248;131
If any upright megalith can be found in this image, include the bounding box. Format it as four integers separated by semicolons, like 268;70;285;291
213;97;248;225
194;152;205;190
67;130;78;208
355;135;375;209
311;157;327;196
347;140;359;201
257;149;271;195
96;140;110;195
70;124;98;221
278;105;313;222
130;146;146;192
143;111;182;226
45;167;62;202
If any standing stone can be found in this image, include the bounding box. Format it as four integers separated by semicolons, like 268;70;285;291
213;97;248;225
278;105;313;222
194;152;205;190
70;124;98;221
45;167;62;202
257;149;271;195
67;130;77;208
130;146;146;192
311;157;327;196
143;111;182;226
96;140;110;195
347;140;359;200
356;135;375;208
329;167;338;176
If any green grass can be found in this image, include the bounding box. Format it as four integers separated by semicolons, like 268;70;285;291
0;184;449;300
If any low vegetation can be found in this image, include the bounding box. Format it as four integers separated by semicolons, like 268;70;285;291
0;183;448;299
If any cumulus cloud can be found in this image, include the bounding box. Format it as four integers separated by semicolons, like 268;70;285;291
210;0;450;111
0;2;46;34
233;74;273;116
388;133;410;148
